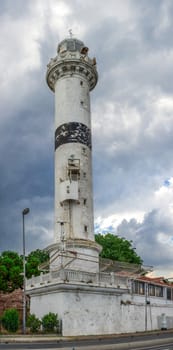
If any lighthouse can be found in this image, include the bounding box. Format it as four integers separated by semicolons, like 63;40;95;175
46;37;101;272
26;36;152;338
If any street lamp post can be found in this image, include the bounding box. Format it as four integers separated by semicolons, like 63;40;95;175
22;207;30;334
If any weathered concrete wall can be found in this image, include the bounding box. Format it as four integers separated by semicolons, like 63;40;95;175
29;284;173;336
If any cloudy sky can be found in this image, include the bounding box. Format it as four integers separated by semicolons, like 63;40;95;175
1;0;173;277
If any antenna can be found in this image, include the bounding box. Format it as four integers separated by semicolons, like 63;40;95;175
69;29;73;38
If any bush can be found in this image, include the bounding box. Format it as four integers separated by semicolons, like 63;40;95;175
1;308;19;333
27;314;41;333
41;312;59;333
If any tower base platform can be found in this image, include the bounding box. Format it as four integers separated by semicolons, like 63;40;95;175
27;269;129;336
26;268;173;336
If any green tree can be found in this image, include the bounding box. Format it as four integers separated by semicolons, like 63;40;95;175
0;249;49;292
41;312;59;333
1;308;19;333
26;249;49;279
0;251;23;292
95;233;142;264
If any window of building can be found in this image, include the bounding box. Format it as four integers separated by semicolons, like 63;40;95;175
139;282;145;295
149;284;155;296
132;281;145;295
155;286;163;297
80;81;83;86
84;225;87;232
167;288;172;300
83;199;87;205
133;281;164;298
148;284;163;298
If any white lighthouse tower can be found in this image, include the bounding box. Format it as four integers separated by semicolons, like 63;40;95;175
46;36;101;272
27;37;147;337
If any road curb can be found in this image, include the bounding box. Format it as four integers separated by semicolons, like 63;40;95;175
1;330;173;348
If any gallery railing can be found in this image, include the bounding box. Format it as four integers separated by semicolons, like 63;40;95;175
26;269;130;290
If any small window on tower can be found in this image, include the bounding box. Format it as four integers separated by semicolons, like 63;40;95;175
84;225;88;232
67;158;80;181
83;172;86;178
80;100;84;106
83;199;87;205
66;186;70;194
80;81;83;86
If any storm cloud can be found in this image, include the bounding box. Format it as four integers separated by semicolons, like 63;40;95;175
0;0;173;276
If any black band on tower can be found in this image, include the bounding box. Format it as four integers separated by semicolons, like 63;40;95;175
55;122;91;150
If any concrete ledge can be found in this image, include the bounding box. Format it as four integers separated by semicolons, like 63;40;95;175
27;282;128;296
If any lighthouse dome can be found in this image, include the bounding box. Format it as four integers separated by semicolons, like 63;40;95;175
47;37;97;92
57;38;88;55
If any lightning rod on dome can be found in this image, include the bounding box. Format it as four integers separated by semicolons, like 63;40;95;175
69;29;73;38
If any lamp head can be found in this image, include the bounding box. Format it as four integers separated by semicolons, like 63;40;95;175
22;208;30;215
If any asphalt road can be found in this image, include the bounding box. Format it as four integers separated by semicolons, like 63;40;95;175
131;344;173;350
0;344;173;350
1;332;173;350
